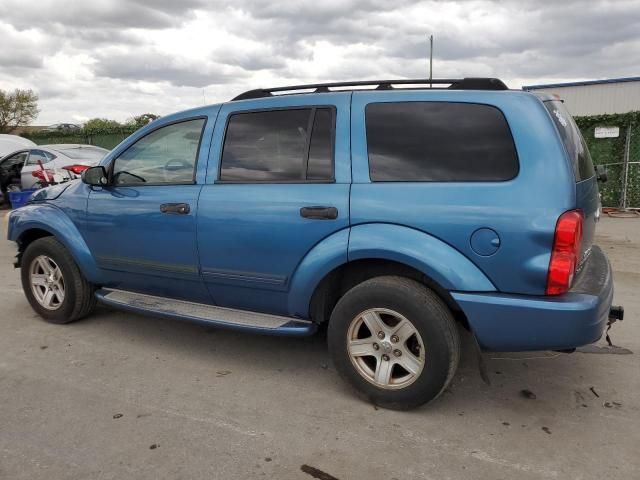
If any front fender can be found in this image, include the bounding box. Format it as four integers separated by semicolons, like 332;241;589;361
8;204;104;283
348;223;496;292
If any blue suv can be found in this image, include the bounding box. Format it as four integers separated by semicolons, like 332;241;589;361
7;78;621;410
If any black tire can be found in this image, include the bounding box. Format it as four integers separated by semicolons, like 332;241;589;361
328;276;460;410
20;237;96;324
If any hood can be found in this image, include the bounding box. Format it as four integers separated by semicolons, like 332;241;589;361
29;181;74;202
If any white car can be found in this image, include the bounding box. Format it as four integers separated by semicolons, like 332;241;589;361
0;134;36;157
16;144;109;189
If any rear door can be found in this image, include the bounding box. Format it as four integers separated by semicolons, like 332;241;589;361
543;100;598;262
22;149;56;188
197;93;351;316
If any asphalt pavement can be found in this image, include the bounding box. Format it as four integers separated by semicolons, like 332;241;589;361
1;214;638;479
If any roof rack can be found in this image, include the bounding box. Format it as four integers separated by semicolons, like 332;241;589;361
231;78;508;101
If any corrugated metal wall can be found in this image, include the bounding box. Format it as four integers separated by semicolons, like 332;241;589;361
527;80;640;116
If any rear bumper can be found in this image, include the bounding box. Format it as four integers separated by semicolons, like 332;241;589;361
452;245;614;351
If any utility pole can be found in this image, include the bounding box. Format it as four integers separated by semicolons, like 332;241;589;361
429;34;433;87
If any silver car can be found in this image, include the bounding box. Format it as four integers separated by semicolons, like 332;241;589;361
15;144;109;189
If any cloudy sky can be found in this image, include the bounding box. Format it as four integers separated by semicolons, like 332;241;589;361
0;0;638;124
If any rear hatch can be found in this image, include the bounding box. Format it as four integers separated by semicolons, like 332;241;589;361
543;99;599;267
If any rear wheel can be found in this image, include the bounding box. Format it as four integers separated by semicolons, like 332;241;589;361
21;237;96;324
328;276;460;410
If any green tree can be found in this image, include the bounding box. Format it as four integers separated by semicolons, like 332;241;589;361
125;113;160;130
0;88;39;133
83;118;123;133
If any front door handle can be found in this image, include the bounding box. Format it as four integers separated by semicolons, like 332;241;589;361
300;206;338;220
160;203;190;215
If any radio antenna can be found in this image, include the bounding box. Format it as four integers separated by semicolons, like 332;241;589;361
429;34;433;88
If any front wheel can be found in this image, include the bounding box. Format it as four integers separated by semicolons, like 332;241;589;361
20;237;96;324
328;276;460;410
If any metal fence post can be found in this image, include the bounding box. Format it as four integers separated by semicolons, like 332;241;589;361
621;123;631;209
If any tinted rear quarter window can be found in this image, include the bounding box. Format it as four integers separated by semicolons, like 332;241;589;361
307;108;334;180
366;102;518;182
543;100;595;182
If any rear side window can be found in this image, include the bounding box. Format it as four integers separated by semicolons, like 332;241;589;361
544;100;595;181
366;102;518;182
26;149;56;166
220;107;334;182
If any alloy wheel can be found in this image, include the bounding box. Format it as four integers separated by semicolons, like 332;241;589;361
346;308;425;390
29;255;65;311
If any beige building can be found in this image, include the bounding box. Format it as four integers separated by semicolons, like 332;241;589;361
523;77;640;116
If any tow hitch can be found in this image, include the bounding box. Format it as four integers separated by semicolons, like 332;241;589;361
609;305;624;322
605;305;624;347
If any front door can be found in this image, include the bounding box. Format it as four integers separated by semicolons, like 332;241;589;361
0;150;28;195
197;93;351;316
83;117;210;302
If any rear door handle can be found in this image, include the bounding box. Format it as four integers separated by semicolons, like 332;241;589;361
160;203;190;215
300;206;338;220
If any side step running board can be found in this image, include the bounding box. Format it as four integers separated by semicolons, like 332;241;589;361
95;289;316;336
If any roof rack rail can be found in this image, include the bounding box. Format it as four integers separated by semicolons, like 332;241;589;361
231;77;508;101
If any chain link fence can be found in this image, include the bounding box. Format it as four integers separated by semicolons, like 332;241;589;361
24;130;136;151
578;120;639;209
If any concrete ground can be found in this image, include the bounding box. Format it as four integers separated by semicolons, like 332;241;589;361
0;215;638;480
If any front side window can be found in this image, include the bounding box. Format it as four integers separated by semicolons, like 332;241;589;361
366;102;519;182
220;107;334;182
26;149;55;166
112;118;205;185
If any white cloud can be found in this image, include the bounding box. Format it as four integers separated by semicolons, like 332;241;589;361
0;0;638;123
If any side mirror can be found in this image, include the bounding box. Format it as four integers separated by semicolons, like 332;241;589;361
82;166;108;186
595;164;607;183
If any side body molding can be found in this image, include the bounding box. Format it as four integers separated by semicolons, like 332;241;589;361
7;203;104;284
348;224;496;292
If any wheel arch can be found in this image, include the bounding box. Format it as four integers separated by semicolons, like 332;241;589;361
307;258;470;328
287;223;495;323
16;227;53;251
9;204;103;283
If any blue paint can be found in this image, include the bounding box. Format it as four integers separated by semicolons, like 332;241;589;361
348;223;496;292
470;228;501;256
7;87;615;350
82;184;210;302
287;228;350;317
453;249;613;352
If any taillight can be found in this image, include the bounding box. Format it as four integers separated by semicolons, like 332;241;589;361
62;164;90;175
546;210;583;295
32;169;55;180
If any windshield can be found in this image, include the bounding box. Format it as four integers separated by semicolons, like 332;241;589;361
544;100;595;182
